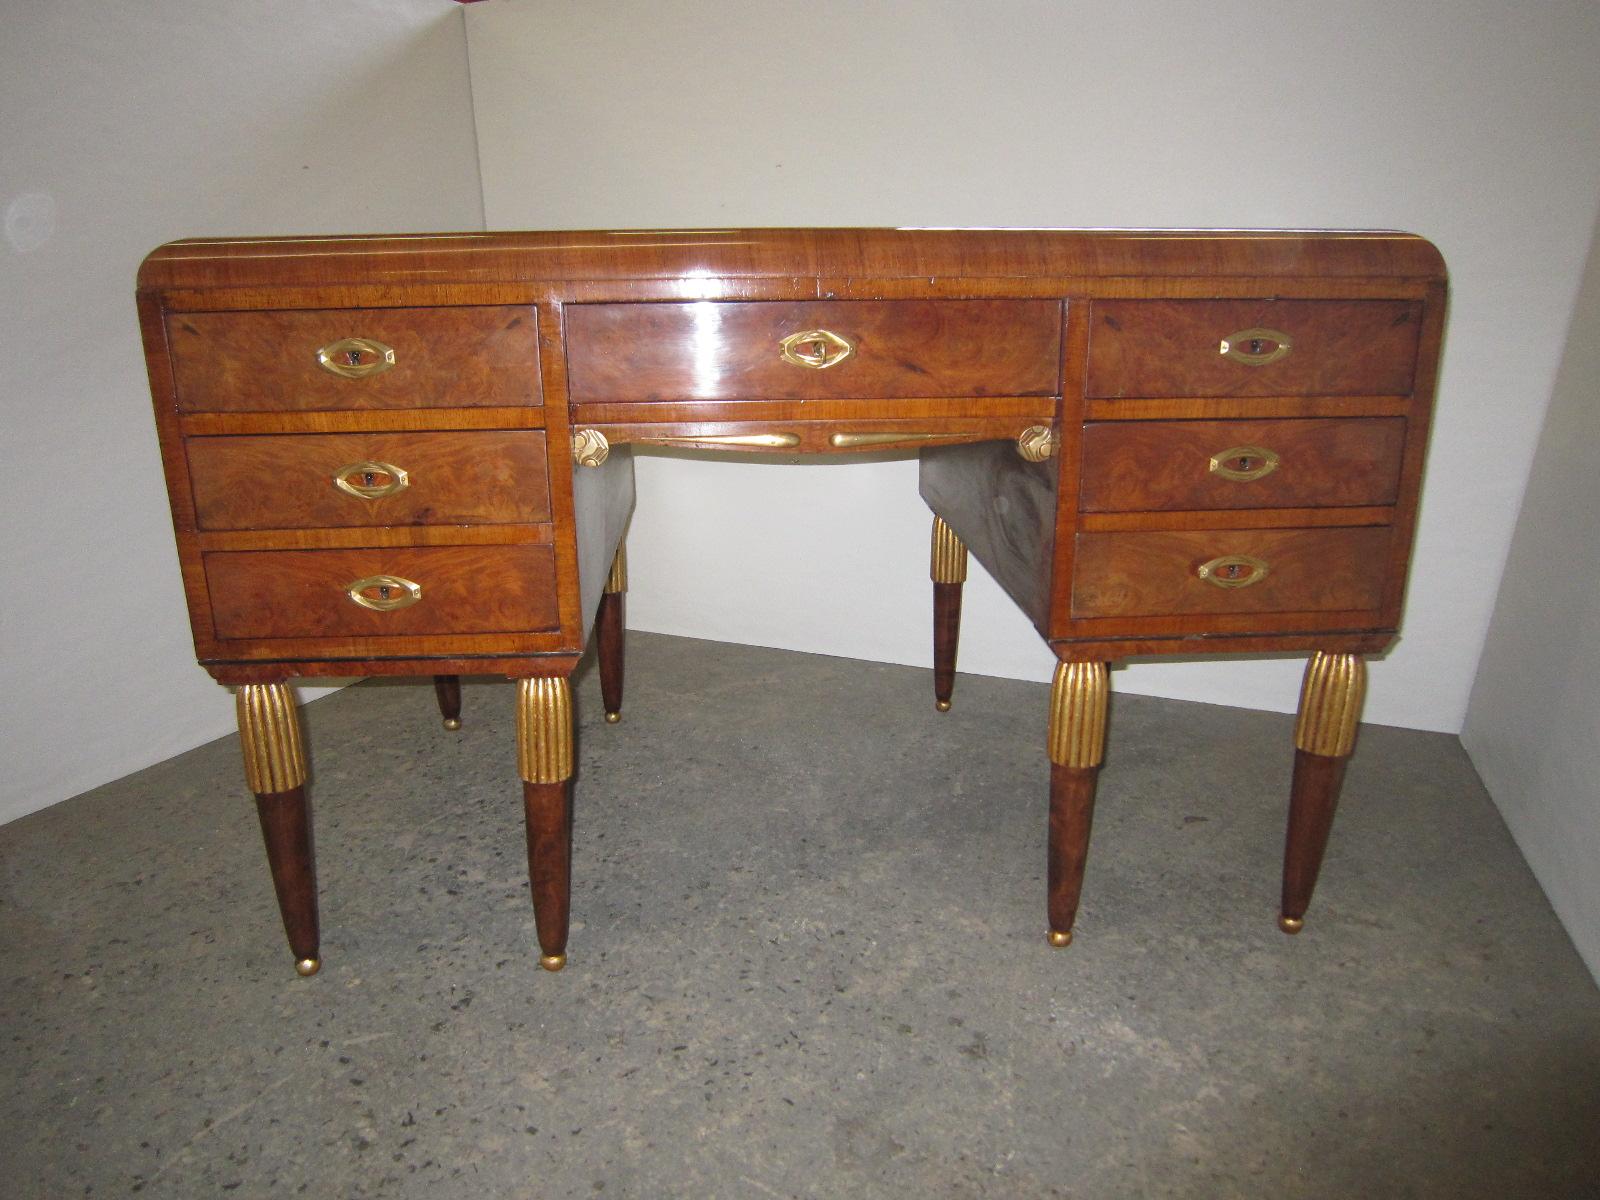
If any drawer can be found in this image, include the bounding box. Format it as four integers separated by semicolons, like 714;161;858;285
187;431;551;530
1072;527;1391;618
1078;418;1405;511
205;545;559;639
564;300;1061;402
1086;300;1421;398
167;306;540;412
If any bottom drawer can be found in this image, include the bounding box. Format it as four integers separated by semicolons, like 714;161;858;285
206;544;559;640
1072;527;1391;619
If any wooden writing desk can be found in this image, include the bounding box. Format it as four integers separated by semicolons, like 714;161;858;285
136;229;1447;976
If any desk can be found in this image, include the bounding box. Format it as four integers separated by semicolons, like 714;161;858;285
136;229;1447;976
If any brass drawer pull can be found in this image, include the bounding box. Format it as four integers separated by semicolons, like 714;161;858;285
779;328;854;370
1196;555;1269;589
316;336;396;379
1219;327;1292;366
1208;445;1280;482
345;574;422;611
332;460;410;499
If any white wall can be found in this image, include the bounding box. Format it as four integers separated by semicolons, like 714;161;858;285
1462;206;1600;983
0;2;483;824
465;0;1600;733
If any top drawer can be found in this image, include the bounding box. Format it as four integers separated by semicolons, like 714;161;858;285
564;300;1061;402
1086;300;1421;399
166;306;541;412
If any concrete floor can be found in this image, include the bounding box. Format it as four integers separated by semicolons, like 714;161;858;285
3;632;1598;1198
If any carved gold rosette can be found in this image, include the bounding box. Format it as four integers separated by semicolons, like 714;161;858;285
236;682;307;793
516;676;574;784
604;544;628;595
930;516;968;584
1048;661;1109;769
1293;652;1367;758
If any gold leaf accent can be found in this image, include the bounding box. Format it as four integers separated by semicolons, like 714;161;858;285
930;516;968;584
517;676;573;784
1048;662;1109;769
604;544;628;595
236;683;307;793
573;428;610;467
1016;425;1058;463
1293;652;1366;757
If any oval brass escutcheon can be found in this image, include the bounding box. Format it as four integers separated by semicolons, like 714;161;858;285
316;336;397;379
1218;327;1292;366
345;574;422;611
778;328;854;370
1196;555;1269;589
1207;445;1280;482
332;460;410;499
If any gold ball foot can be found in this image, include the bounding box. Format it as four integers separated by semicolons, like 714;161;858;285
295;956;321;977
935;699;952;713
604;711;621;724
1278;915;1305;935
442;717;462;731
1047;929;1073;948
539;953;566;972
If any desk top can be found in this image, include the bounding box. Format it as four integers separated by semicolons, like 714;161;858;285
138;227;1446;292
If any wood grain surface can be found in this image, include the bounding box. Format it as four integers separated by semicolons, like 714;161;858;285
167;306;540;412
187;431;550;529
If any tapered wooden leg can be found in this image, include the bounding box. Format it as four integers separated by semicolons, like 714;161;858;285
236;683;320;977
930;516;967;712
597;544;627;723
1280;652;1367;934
1045;661;1109;947
433;674;462;730
516;675;575;970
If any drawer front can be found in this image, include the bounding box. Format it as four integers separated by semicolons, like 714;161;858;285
167;306;540;412
1078;418;1405;512
1072;527;1391;618
205;545;559;639
1086;300;1421;398
564;300;1061;402
187;431;550;530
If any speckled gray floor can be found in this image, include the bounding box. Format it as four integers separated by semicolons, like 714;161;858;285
3;632;1598;1198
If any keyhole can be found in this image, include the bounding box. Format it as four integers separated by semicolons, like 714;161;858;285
346;348;363;366
1248;338;1265;355
378;584;391;601
363;471;377;487
1236;456;1254;472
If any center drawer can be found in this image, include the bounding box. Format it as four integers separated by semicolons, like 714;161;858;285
187;431;551;530
564;300;1061;402
204;544;560;640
